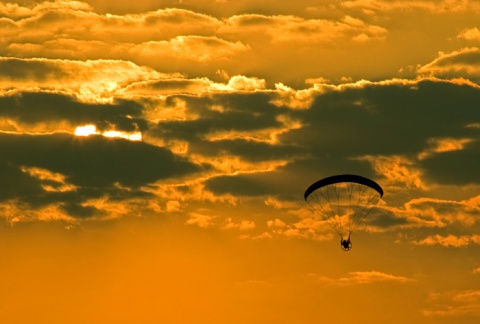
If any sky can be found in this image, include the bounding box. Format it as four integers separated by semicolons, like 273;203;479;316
1;0;480;323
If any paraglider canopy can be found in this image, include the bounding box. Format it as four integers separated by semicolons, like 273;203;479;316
304;174;383;250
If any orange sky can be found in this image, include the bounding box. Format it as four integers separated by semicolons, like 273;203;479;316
1;1;480;323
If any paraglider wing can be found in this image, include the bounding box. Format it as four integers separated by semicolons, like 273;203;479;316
304;174;383;239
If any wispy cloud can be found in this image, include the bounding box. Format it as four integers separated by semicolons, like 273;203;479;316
222;14;387;43
424;290;480;317
185;212;217;228
312;271;414;285
414;234;480;247
341;0;478;14
417;47;480;83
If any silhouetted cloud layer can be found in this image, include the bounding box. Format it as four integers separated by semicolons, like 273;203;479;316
0;132;202;220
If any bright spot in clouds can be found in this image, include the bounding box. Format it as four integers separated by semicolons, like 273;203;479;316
74;124;142;141
74;125;98;137
103;130;142;141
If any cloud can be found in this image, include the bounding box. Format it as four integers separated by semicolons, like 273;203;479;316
202;78;480;204
413;234;480;247
5;37;249;67
420;140;480;186
356;154;425;189
222;14;387;44
0;1;390;83
222;75;266;91
285;78;480;160
417;47;480;83
341;0;478;14
457;27;480;42
266;218;287;228
360;207;412;231
312;271;414;285
0;132;201;187
0;90;145;134
0;132;203;220
297;193;476;235
12;67;480;209
417;137;474;160
2;3;221;41
1;35;480;228
0;57;184;106
0;1;93;20
222;217;256;230
361;194;480;233
128;36;250;64
406;196;480;226
0;2;250;75
185;212;216;228
424;290;480;317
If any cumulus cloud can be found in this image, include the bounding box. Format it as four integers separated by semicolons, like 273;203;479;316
457;27;480;42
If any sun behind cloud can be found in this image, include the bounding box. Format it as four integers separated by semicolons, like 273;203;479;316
74;124;142;141
74;125;99;137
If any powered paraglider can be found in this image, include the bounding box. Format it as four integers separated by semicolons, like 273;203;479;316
304;174;383;251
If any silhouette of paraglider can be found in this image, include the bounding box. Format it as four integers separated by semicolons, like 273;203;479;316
304;174;383;251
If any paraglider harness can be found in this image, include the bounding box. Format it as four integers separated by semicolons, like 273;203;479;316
340;234;352;251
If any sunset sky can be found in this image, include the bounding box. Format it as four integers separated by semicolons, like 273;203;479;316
1;0;480;323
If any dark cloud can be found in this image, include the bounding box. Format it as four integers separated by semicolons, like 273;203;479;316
285;80;480;157
205;157;378;199
61;202;100;219
204;79;480;196
0;91;146;132
191;139;302;162
434;50;480;67
0;132;201;187
417;48;480;83
420;140;480;185
150;92;287;142
0;163;44;200
0;132;203;217
0;58;69;81
363;208;409;229
205;173;281;197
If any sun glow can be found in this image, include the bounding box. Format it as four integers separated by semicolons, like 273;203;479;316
103;130;142;141
74;125;142;141
74;125;99;136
